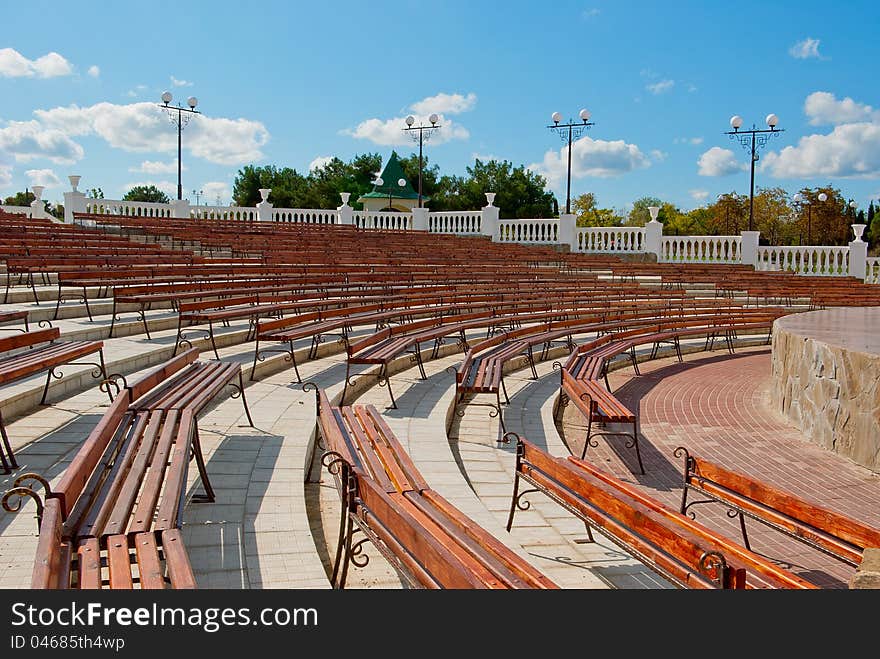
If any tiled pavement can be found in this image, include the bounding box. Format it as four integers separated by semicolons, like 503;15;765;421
558;345;880;589
1;313;876;589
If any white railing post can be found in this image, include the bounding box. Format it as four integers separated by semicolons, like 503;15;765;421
411;206;429;231
481;192;499;241
28;185;48;220
645;206;663;260
256;188;273;222
171;198;191;219
741;230;761;266
848;224;868;280
337;192;353;225
559;213;576;250
63;175;86;223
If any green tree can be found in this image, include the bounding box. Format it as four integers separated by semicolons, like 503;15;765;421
572;192;624;227
706;192;748;235
232;164;309;208
87;188;104;199
753;187;793;246
3;191;35;207
122;185;170;204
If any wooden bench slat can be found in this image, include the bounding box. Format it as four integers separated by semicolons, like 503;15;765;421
106;534;133;590
134;532;166;590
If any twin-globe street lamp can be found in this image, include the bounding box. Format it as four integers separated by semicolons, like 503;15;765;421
548;109;594;215
403;114;440;209
792;191;828;245
725;113;783;232
159;91;200;201
374;176;408;212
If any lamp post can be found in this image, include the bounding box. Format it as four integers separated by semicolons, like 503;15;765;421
373;176;407;212
192;189;204;206
158;91;200;201
725;114;783;232
403;114;440;208
793;191;827;245
547;109;594;216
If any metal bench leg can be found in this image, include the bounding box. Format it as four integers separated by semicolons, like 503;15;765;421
53;284;63;320
28;273;39;306
378;365;397;410
413;346;427;380
189;423;216;503
0;410;18;473
500;377;510;405
630;417;645;475
580;405;596;460
230;373;255;427
674;336;683;363
108;299;118;338
340;362;352;405
172;316;184;357
82;287;93;322
289;341;302;384
738;512;751;551
206;322;220;360
527;346;538;380
140;306;151;340
629;347;641;376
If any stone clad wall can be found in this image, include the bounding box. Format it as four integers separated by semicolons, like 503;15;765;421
771;315;880;473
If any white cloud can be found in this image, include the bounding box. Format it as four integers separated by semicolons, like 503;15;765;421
0;120;84;164
122;180;177;198
697;147;746;176
410;92;477;116
650;149;668;161
646;79;675;95
582;8;600;19
688;84;698;93
472;152;501;163
0;48;73;78
689;189;710;202
34;102;269;165
200;181;231;205
343;114;469;146
309;156;334;172
804;91;879;126
675;136;704;145
25;168;61;188
171;76;192;87
345;92;476;146
789;37;822;59
129;160;180;174
87;65;100;78
529;135;650;187
0;164;12;187
125;84;148;98
761;122;880;179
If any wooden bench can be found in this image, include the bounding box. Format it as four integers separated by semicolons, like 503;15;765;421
0;328;106;474
675;448;880;569
506;437;817;589
0;348;254;588
309;385;558;589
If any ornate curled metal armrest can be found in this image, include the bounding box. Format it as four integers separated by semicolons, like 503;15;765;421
37;319;53;329
99;373;129;401
2;473;51;531
673;446;695;473
551;360;563;371
500;431;521;445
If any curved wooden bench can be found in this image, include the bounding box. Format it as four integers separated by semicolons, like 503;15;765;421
1;348;254;589
507;438;816;589
310;386;557;589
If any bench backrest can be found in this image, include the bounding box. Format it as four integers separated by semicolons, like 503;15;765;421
685;454;880;564
0;327;59;354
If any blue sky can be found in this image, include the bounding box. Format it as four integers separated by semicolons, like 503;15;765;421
2;0;879;212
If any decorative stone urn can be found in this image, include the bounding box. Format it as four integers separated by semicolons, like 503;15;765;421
485;192;496;206
68;175;81;192
340;192;351;206
258;188;271;203
31;185;45;202
852;223;867;241
648;206;661;223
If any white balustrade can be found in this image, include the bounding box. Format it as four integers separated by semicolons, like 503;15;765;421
271;208;337;224
191;206;258;221
496;219;559;244
0;205;32;217
84;199;174;218
659;235;742;263
352;211;411;231
756;245;851;276
575;226;645;253
427;211;481;234
866;257;880;284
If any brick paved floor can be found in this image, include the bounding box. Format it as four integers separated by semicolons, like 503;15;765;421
559;345;880;589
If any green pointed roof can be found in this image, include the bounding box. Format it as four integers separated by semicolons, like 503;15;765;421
361;151;422;200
